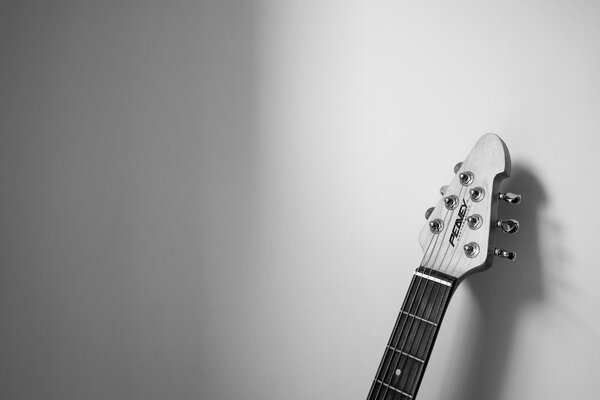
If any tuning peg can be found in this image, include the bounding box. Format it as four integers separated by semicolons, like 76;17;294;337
497;219;519;234
444;195;458;210
469;187;485;202
440;185;448;195
495;248;517;261
499;192;522;204
425;207;435;219
463;242;480;258
459;171;474;186
454;162;463;173
429;219;443;233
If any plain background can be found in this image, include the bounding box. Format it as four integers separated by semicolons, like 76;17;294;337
2;1;600;399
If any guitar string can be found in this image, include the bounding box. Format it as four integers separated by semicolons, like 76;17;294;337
442;195;473;277
394;192;471;396
415;191;474;379
410;191;469;380
410;195;464;390
370;207;447;400
400;247;466;395
380;185;467;398
371;203;451;400
376;184;466;400
434;185;472;276
446;197;478;278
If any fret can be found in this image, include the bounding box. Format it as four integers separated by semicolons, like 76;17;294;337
376;348;423;395
403;276;451;324
387;345;424;363
368;380;412;400
374;380;412;399
400;311;437;327
389;311;436;360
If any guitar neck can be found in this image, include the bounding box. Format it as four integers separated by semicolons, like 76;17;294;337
367;267;458;400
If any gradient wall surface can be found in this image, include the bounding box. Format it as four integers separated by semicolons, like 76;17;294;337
1;1;599;399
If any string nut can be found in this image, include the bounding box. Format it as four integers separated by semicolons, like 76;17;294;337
467;214;483;230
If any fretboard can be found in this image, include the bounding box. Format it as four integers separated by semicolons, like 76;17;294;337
366;267;457;400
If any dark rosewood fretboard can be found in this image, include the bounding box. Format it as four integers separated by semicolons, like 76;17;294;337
367;267;457;400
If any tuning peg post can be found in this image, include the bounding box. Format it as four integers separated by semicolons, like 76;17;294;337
495;248;517;261
497;219;520;234
499;192;522;204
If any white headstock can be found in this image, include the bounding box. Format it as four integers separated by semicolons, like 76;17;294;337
418;133;520;280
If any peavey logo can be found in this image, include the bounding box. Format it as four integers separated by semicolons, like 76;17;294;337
449;199;468;247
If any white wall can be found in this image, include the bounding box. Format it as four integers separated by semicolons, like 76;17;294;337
1;1;599;399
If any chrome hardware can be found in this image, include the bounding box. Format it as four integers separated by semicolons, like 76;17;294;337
459;171;474;186
440;185;448;195
454;162;463;173
495;248;517;261
425;207;435;219
429;219;444;233
467;214;483;230
499;192;522;204
444;195;458;210
497;219;519;234
469;187;485;202
463;242;480;258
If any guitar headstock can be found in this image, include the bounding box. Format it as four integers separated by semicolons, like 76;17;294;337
418;133;520;280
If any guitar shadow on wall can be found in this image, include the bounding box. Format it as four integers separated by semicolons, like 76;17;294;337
450;164;547;400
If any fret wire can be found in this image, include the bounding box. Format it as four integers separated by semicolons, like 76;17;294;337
387;345;425;363
374;379;413;399
392;280;439;358
405;280;431;319
400;310;437;327
378;341;424;390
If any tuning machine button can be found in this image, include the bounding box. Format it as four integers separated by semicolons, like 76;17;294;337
497;219;519;234
499;192;522;204
454;162;463;173
495;248;517;261
425;207;435;219
440;185;448;195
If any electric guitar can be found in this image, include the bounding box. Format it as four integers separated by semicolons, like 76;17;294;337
366;133;521;400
